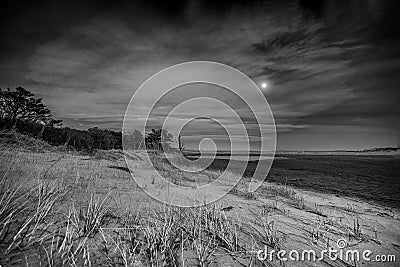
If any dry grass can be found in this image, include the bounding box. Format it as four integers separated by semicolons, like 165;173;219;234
0;145;287;266
1;141;398;267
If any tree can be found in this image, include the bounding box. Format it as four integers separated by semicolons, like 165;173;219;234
123;129;144;150
88;127;120;150
0;87;62;127
145;128;174;152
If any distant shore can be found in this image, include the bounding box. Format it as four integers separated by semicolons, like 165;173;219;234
183;147;400;157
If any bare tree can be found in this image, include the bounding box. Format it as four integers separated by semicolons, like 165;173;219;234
178;133;185;152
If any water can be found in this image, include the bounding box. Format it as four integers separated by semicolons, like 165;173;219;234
197;155;274;161
189;154;400;208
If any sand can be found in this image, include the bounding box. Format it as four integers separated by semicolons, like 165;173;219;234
0;148;399;266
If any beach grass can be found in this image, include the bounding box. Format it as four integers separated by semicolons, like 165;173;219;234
0;139;399;266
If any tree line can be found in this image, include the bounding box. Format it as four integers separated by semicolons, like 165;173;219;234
0;87;176;152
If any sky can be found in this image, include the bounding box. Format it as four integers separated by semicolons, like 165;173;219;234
0;0;399;151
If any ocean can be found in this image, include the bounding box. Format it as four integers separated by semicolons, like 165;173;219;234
186;154;400;208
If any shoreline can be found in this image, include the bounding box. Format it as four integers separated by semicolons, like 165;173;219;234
199;155;400;210
1;147;399;266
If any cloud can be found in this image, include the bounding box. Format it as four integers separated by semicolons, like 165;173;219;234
1;0;398;149
25;4;355;132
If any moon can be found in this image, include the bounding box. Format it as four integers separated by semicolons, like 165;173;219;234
261;82;268;89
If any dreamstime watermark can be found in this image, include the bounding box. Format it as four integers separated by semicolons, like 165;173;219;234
256;238;396;263
122;61;276;207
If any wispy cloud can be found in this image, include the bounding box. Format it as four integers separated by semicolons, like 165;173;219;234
1;0;398;149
